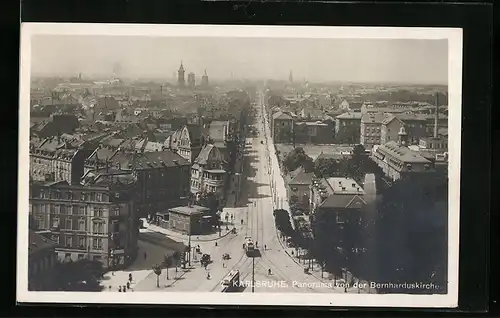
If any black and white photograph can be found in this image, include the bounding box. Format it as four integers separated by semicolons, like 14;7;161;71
18;24;462;307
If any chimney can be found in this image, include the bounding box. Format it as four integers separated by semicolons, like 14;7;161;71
433;92;439;138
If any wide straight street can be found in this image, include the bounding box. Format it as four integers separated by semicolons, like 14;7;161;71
104;93;343;293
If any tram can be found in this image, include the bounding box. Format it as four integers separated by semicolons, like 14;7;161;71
221;270;240;292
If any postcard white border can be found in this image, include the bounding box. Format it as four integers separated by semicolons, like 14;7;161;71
18;24;462;308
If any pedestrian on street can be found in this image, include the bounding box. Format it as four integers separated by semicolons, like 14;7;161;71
118;286;122;292
144;252;147;260
215;242;218;247
123;285;127;292
127;282;130;289
129;273;133;282
264;244;267;250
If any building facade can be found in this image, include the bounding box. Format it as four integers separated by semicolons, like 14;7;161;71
371;128;434;181
110;150;192;218
271;111;294;143
190;144;227;201
29;175;138;269
168;205;210;235
335;112;362;144
30;137;90;184
380;115;405;145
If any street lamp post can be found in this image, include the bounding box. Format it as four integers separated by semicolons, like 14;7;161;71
251;256;255;293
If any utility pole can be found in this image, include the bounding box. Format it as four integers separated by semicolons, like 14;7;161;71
251;256;255;293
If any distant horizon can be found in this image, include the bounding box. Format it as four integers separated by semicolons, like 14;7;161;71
30;73;448;88
30;36;448;86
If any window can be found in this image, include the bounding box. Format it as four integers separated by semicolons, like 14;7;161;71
65;218;72;230
78;219;85;231
336;213;346;224
65;236;73;247
96;193;102;202
54;205;60;215
67;192;73;200
77;254;84;260
92;238;102;249
40;189;46;198
92;222;104;234
78;236;85;248
55;191;61;199
36;216;45;229
90;192;96;201
79;206;85;215
113;207;120;216
94;207;103;217
67;206;73;215
52;217;60;229
80;193;85;201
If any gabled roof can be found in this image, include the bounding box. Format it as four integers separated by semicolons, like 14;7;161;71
194;144;216;165
381;114;401;125
288;168;314;186
319;194;366;209
272;111;293;120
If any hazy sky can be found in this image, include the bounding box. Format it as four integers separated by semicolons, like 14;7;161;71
31;36;448;84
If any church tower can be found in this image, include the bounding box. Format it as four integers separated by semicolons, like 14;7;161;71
289;70;293;84
178;61;185;87
201;70;209;87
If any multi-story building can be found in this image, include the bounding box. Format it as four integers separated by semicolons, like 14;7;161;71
271;111;294;143
380;114;405;145
30;114;80;139
30;136;91;184
335;112;362;144
110;150;192;218
360;112;387;147
286;166;314;205
165;124;206;163
207;120;232;162
190;144;227;202
28;230;58;291
293;120;334;144
395;113;427;144
309;176;367;269
371;127;434;181
29;172;138;269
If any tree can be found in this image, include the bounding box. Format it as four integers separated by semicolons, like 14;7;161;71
163;255;174;280
314;158;342;178
290;201;309;216
283;147;314;173
375;174;448;293
273;209;294;237
152;264;162;288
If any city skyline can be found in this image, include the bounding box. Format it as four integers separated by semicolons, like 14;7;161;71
31;36;448;85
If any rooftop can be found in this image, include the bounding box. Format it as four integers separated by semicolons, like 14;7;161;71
272;111;293;120
288;167;314;185
320;194;366;209
326;177;364;195
361;112;390;124
111;149;190;170
336;112;362;120
376;141;432;164
169;205;210;216
29;230;58;256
